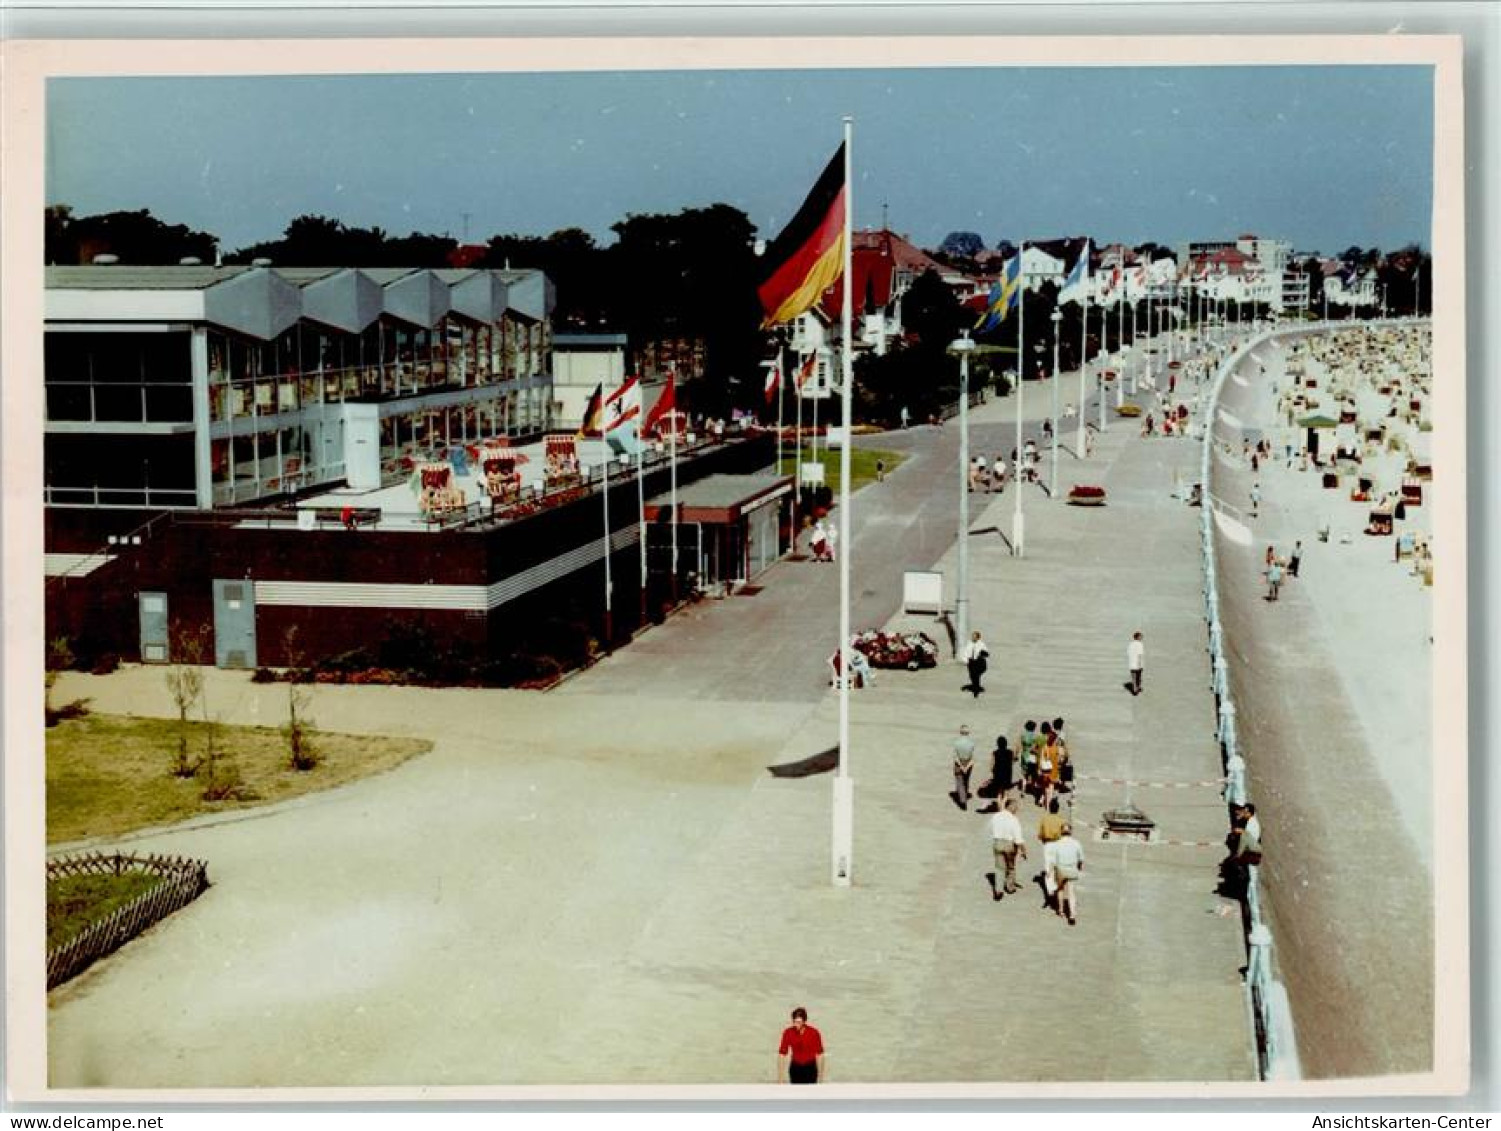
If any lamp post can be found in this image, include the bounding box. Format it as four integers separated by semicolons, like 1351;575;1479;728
1050;308;1062;493
951;332;977;645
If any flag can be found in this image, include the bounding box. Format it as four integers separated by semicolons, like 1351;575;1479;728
577;382;604;438
643;372;677;437
794;351;818;391
1060;239;1091;303
763;360;781;405
975;255;1021;334
603;375;642;453
757;144;848;327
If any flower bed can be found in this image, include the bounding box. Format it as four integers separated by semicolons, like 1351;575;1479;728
851;630;939;670
1067;484;1107;507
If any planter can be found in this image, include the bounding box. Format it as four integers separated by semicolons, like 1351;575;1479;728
1067;495;1107;507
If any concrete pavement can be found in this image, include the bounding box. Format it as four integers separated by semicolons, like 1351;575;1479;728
43;359;1255;1092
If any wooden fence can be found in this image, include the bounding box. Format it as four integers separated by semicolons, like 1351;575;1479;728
46;852;210;990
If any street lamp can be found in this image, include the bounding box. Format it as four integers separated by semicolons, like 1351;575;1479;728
1013;263;1027;559
1050;308;1062;494
950;332;977;645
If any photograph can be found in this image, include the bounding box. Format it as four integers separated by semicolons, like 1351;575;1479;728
1;29;1469;1103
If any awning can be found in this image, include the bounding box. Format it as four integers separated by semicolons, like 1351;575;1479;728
646;473;794;524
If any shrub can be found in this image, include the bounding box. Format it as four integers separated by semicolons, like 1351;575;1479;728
250;667;278;683
89;653;120;676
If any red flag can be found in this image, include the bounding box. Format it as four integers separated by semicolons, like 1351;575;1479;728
794;352;818;391
763;362;781;405
643;372;677;436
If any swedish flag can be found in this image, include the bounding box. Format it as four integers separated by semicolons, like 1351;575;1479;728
975;255;1021;334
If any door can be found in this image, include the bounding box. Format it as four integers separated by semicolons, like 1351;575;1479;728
212;579;257;669
138;591;169;663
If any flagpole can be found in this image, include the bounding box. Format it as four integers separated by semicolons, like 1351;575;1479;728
1076;244;1089;458
1116;277;1125;408
793;366;803;552
832;116;855;889
601;445;613;648
670;409;678;600
636;395;648;628
1012;242;1025;559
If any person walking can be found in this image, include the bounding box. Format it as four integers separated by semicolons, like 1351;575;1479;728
1018;720;1039;799
1052;825;1085;925
1037;798;1068;911
1287;540;1303;578
951;725;977;811
875;458;886;483
1126;630;1145;696
961;630;990;698
1250;481;1261;518
1265;556;1284;602
988;797;1028;900
900;405;910;430
985;734;1015;803
777;1007;826;1084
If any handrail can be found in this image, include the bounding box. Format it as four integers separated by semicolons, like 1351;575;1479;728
1193;316;1426;1079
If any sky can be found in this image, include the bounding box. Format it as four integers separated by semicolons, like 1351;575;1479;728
46;65;1434;258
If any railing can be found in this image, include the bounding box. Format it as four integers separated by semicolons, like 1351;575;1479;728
1196;321;1286;1081
46;851;210;989
45;485;199;510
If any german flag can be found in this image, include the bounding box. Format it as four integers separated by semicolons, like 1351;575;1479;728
577;382;604;438
757;144;847;327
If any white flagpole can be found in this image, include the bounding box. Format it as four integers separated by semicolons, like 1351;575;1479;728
775;350;785;481
601;442;613;646
832;118;855;888
636;384;647;626
670;407;678;598
793;365;803;551
1077;243;1089;457
1012;242;1025;558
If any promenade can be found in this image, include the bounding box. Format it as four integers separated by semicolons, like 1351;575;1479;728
44;362;1255;1092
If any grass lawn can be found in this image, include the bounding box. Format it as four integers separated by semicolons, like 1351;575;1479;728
777;447;904;495
47;714;433;845
47;872;161;949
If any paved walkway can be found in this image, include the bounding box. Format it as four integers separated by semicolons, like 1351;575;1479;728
43;350;1254;1092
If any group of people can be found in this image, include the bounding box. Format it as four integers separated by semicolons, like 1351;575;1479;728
1261;540;1302;602
948;723;1086;925
948;716;1075;813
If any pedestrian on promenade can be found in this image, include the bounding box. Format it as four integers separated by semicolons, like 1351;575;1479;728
988;797;1028;900
1217;803;1263;902
1264;544;1276;569
777;1007;826;1085
1265;557;1284;602
1250;481;1261;518
1052;825;1085;925
1019;720;1039;796
1126;631;1145;696
992;456;1007;493
1036;721;1061;811
970;454;988;492
951;725;977;811
876;458;886;483
810;518;831;563
900;405;910;430
1288;540;1303;578
984;734;1016;803
961;630;990;698
1037;798;1068;910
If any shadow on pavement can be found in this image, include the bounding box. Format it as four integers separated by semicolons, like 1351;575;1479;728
766;746;838;778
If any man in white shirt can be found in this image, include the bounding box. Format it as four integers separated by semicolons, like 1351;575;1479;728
951;724;976;811
962;630;990;698
988;797;1028;900
1127;630;1145;695
1051;826;1085;925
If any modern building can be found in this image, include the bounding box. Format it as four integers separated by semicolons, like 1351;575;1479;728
44;265;556;509
552;332;629;428
43;264;787;673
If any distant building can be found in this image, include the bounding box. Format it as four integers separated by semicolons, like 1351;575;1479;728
552;332;628;428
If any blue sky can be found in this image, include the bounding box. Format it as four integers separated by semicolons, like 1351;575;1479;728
46;65;1433;256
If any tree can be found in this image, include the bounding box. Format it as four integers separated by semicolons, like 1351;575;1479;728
993;239;1018;261
282;626;318;772
902;268;966;353
164;626;209;778
939;231;985;258
46;206;219;266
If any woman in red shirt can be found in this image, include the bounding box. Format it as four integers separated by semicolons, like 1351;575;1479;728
777;1007;825;1084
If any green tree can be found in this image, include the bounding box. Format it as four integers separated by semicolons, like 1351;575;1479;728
46;206;219;266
